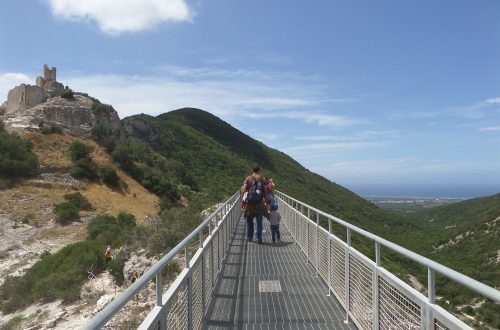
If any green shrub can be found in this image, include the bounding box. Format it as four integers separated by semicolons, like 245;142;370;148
146;227;184;254
54;202;79;224
87;213;136;246
68;141;93;161
97;165;120;188
462;305;475;315
91;123;108;142
0;240;106;313
40;124;63;135
64;192;93;210
21;213;35;224
1;315;24;330
0;129;38;178
107;257;125;286
60;88;74;100
92;103;115;114
138;165;179;203
111;143;134;171
74;92;101;104
69;158;97;180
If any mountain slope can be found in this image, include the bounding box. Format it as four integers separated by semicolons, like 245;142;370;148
122;108;415;240
411;194;500;286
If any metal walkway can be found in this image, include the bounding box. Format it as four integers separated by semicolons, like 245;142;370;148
203;217;355;329
83;191;499;330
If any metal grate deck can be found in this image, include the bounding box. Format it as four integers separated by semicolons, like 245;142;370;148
203;216;356;329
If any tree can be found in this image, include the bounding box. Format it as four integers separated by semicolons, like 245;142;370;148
68;141;93;161
0;128;38;178
97;164;120;188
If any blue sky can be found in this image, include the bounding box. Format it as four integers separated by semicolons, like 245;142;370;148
1;0;499;198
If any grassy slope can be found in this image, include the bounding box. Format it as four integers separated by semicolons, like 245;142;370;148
2;132;159;226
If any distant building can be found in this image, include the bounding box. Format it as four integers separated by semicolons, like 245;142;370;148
5;64;64;114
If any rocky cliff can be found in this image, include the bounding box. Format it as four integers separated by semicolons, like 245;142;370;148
2;94;122;138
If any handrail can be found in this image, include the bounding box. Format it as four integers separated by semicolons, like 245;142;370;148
276;190;500;303
82;192;240;330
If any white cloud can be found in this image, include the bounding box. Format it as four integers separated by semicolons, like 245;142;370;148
240;111;360;127
478;126;500;132
282;141;383;153
0;73;33;102
481;97;500;105
60;66;356;127
46;0;192;35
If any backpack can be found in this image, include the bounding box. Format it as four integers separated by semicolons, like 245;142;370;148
247;177;263;202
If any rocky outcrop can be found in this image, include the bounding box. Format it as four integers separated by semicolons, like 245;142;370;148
122;115;161;146
3;95;122;138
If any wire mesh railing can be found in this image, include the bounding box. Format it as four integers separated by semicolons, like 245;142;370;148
275;191;500;330
83;189;499;330
82;192;241;330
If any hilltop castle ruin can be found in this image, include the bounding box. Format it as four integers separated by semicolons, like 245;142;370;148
4;64;65;114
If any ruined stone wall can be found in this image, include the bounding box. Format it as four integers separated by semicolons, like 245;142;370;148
43;65;56;81
36;76;46;88
5;84;47;114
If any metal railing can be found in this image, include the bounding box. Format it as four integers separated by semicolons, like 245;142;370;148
275;191;500;330
83;190;500;330
83;192;241;330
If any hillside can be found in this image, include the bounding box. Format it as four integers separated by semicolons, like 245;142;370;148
120;108;499;328
411;195;500;285
0;128;161;329
123;108;415;240
1;104;498;329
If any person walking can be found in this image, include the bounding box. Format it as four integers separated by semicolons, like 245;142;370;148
241;164;269;244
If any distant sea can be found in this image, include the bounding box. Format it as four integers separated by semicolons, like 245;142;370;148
346;184;500;199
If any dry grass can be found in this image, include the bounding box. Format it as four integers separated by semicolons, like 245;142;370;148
20;132;161;223
25;223;87;244
0;185;62;224
83;178;159;223
25;132;79;168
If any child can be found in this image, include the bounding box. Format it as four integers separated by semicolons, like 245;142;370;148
269;203;281;243
130;271;140;305
104;246;112;263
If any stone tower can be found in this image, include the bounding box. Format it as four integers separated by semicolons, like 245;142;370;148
5;64;64;114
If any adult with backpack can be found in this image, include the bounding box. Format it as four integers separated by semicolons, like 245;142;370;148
241;164;269;244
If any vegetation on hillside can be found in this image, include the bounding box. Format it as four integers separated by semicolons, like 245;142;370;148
404;195;500;328
118;108;498;328
0;212;136;313
0;122;39;178
2;106;497;327
59;87;74;100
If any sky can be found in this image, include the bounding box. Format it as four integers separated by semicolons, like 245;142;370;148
1;0;499;198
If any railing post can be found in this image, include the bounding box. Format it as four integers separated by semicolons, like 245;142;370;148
156;272;162;306
327;219;332;296
199;229;205;319
185;245;193;330
373;242;381;330
211;234;215;287
305;209;309;264
315;212;319;276
344;228;351;324
156;271;166;330
427;268;435;329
